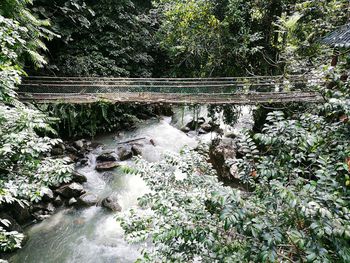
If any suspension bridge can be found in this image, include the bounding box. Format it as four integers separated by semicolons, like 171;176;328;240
18;75;324;105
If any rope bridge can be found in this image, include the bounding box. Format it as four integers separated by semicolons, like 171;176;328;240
18;75;324;105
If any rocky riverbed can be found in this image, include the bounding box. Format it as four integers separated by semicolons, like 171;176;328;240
5;106;253;263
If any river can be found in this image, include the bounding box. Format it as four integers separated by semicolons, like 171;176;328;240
10;106;253;263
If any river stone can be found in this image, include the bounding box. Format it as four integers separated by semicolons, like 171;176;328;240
101;195;122;212
42;188;54;202
200;123;213;132
96;153;117;163
117;146;133;161
76;193;98;207
72;171;87;183
95;161;119;171
0;212;23;233
32;202;55;214
56;182;84;198
181;126;191;133
209;138;236;179
73;140;84;150
53;195;63;207
198;128;207;135
10;202;31;225
33;210;51;221
51;147;64;156
68;198;78;206
131;144;142;156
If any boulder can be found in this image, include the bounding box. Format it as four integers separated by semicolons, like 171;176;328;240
95;161;119;171
53;195;63;207
200;123;213;132
117;146;133;161
131;144;142;156
33;210;51;221
96;153;117;163
72;171;87;183
51;147;64;156
186;117;206;130
198;128;207;135
32;202;55;214
10;202;31;225
0;212;23;233
42;188;54;202
68;198;77;206
181;126;191;133
101;194;122;212
78;158;89;166
209;138;237;179
73;140;84;150
76;193;98;207
56;183;85;198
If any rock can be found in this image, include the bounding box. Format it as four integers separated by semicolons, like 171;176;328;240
53;195;63;207
95;161;119;171
198;128;207;135
33;210;51;221
65;145;79;155
96;153;117;163
42;188;54;202
32;202;55;214
181;126;191;133
76;193;98;207
200;123;213;132
186;117;206;130
117;146;133;161
224;131;238;139
0;212;23;233
131;144;142;156
10;202;31;225
209;138;236;179
150;139;156;146
51;147;64;156
56;183;85;198
78;158;89;166
68;198;77;206
73;140;84;150
72;171;87;183
101;194;122;212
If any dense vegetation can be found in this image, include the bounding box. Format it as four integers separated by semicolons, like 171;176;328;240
1;0;350;261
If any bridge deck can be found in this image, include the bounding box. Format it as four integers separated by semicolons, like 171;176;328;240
18;76;324;105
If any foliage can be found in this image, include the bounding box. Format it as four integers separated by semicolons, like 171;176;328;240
0;0;72;253
39;102;160;138
32;0;155;77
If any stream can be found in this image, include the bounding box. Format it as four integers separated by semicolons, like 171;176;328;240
9;106;253;263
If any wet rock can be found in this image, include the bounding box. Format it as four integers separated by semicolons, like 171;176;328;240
10;202;31;225
198;128;207;135
72;171;87;183
209;138;236;179
42;188;54;202
224;131;238;139
0;212;23;233
73;140;84;150
181;126;191;133
66;145;79;155
78;158;89;166
95;161;119;171
150;139;156;146
56;182;85;198
33;210;51;221
131;144;142;156
68;198;77;206
32;202;55;214
101;194;122;212
117;146;133;161
51;147;64;156
186;117;206;130
76;193;98;207
53;195;63;207
200;123;213;132
96;153;117;163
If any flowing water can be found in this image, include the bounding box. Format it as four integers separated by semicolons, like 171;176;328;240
10;106;253;263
